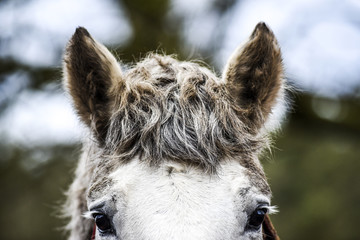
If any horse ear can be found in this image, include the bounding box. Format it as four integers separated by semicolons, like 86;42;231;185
262;214;280;240
63;27;123;145
223;22;285;133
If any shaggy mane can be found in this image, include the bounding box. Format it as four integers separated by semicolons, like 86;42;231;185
103;54;264;173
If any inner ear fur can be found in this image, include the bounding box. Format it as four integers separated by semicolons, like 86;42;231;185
223;22;284;132
262;214;280;240
63;27;122;145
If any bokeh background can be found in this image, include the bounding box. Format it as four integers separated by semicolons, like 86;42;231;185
1;0;360;239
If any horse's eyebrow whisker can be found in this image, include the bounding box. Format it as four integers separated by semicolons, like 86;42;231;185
88;201;106;212
267;205;279;215
83;210;97;219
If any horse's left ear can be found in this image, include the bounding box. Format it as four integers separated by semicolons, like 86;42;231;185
262;214;280;240
223;22;285;133
63;27;123;145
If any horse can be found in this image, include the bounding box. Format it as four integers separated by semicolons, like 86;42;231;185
62;22;286;240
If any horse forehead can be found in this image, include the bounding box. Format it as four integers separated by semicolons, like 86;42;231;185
86;160;271;239
98;159;270;200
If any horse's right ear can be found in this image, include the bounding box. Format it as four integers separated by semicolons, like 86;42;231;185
223;22;285;134
63;27;123;145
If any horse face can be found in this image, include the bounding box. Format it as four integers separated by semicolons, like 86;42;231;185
63;22;284;240
86;159;275;240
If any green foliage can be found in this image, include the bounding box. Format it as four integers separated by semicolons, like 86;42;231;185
114;0;183;62
0;145;79;240
263;94;360;240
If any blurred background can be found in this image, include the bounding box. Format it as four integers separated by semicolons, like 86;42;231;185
0;0;359;239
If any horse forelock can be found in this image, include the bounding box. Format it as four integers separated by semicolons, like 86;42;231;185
92;54;267;175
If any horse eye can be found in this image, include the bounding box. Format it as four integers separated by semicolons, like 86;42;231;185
247;208;268;230
94;214;112;233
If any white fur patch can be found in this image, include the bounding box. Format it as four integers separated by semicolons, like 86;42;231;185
87;159;274;240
